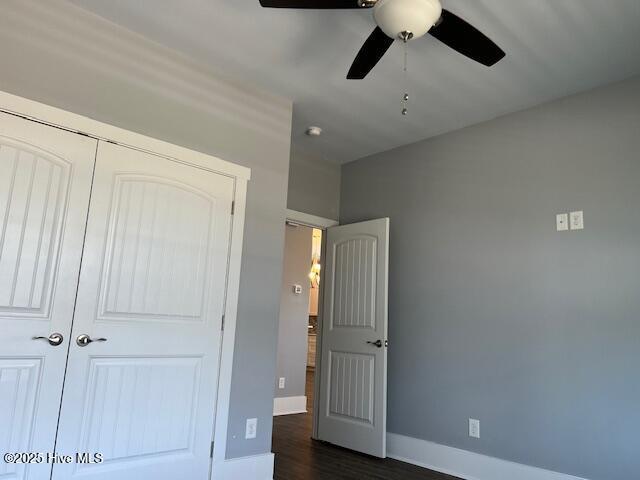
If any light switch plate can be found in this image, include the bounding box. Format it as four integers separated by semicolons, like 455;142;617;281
469;418;480;439
570;211;584;230
292;284;302;294
278;377;285;389
556;213;568;231
245;418;257;439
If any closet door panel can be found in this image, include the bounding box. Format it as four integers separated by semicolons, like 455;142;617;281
53;141;234;480
0;113;97;480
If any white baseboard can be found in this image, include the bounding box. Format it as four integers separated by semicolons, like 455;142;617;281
213;452;274;480
273;395;307;416
387;433;590;480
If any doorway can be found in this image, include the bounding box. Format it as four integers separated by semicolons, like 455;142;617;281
273;212;390;460
274;213;389;458
307;227;322;412
273;222;323;417
272;215;413;479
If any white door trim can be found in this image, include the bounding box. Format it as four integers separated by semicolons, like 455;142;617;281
286;209;338;229
0;90;249;473
282;210;336;440
212;178;248;467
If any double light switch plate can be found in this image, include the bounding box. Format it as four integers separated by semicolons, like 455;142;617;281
569;211;584;230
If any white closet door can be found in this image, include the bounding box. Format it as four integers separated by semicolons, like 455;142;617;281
0;113;96;480
52;142;234;480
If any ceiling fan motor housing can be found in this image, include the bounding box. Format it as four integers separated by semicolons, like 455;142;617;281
373;0;442;40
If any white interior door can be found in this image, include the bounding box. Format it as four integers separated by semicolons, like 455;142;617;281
0;113;96;480
317;218;389;458
52;141;234;480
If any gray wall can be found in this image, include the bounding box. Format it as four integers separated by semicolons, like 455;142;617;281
287;145;341;220
275;225;313;399
0;1;291;459
340;76;640;480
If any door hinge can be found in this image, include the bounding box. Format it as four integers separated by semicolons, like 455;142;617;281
221;314;225;331
231;201;235;215
210;441;214;458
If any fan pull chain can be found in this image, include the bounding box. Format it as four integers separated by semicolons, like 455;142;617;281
402;40;409;116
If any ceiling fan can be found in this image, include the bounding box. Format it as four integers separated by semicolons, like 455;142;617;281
258;0;505;79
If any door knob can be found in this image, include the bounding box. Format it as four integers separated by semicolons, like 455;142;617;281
76;334;107;347
366;339;383;348
32;333;64;346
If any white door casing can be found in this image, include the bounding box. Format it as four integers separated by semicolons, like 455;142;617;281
0;113;96;480
52;141;234;480
317;218;389;458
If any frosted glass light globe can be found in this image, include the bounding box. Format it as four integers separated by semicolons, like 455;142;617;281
373;0;442;40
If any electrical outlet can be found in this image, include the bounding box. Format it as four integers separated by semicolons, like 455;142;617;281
278;377;285;389
556;213;568;231
469;418;480;439
245;418;257;439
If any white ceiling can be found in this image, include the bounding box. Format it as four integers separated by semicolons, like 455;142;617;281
69;0;640;163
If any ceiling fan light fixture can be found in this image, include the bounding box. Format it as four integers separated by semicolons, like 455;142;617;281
373;0;442;40
259;0;505;79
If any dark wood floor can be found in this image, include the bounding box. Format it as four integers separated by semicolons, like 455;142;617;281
272;369;460;480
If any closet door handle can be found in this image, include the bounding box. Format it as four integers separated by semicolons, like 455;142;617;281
76;334;107;347
32;333;64;346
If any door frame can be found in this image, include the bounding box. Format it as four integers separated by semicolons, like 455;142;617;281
284;209;338;439
0;90;250;472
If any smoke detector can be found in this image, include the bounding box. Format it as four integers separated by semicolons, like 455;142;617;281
305;126;323;137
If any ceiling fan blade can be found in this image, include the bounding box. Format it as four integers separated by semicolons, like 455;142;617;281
347;27;394;79
428;9;505;66
259;0;367;8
